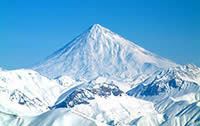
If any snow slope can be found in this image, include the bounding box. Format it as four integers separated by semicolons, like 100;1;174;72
51;82;164;125
0;69;62;116
33;24;177;80
0;81;163;126
0;108;103;126
127;64;200;97
127;64;200;126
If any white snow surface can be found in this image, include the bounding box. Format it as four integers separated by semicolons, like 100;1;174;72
127;64;200;126
0;108;104;126
71;95;164;125
0;69;62;116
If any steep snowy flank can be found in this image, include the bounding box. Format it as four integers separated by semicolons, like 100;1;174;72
0;88;47;116
127;64;200;97
127;64;200;126
0;69;62;116
33;24;177;80
52;83;123;109
51;82;164;125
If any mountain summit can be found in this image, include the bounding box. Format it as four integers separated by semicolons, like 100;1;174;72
33;24;177;79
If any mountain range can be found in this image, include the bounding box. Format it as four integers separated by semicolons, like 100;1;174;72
0;24;200;126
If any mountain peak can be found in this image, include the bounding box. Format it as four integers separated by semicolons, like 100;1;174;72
90;24;102;29
87;24;109;36
33;24;177;79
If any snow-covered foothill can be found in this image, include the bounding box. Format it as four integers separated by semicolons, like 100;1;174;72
0;69;62;116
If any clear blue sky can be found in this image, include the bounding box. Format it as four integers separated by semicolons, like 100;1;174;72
1;0;200;69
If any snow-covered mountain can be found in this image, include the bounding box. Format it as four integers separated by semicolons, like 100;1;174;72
127;64;200;97
127;64;200;125
0;81;164;126
33;24;177;80
51;82;163;125
1;24;200;126
0;69;62;116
